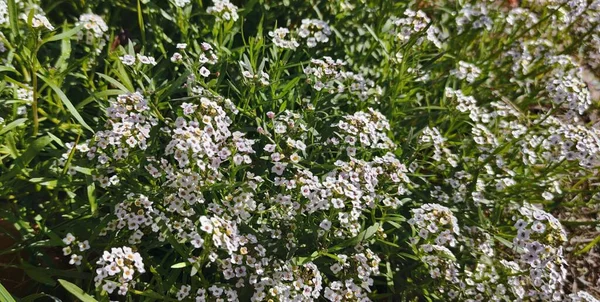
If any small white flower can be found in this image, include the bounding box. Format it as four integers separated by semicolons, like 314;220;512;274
120;54;136;66
199;66;211;77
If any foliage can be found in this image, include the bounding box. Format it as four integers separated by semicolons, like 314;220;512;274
1;0;600;301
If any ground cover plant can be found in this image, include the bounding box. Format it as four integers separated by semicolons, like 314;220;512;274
1;0;600;301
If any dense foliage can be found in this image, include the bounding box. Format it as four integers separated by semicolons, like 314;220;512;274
1;0;600;301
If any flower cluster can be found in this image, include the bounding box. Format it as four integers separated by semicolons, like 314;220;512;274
62;233;90;266
303;57;380;101
268;28;300;49
207;0;239;22
334;108;395;154
172;0;190;7
94;246;145;295
31;14;54;30
455;3;494;33
0;0;8;26
389;9;443;48
76;13;108;48
450;61;482;83
94;92;156;154
408;203;460;247
101;194;156;244
506;203;569;300
297;19;332;48
545;56;591;116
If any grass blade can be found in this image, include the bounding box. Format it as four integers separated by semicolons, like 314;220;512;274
58;279;98;302
37;74;94;133
6;0;18;37
0;282;16;302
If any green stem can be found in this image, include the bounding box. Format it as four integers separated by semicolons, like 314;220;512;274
31;44;39;137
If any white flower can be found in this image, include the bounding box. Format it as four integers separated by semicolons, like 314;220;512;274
120;54;136;65
319;219;332;230
199;66;211;77
31;14;55;30
173;0;191;7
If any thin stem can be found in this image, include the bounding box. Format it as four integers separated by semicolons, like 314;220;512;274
31;53;39;137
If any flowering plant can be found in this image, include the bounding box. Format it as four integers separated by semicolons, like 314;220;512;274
0;0;599;301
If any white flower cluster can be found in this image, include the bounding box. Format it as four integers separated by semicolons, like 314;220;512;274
62;233;90;266
567;291;600;302
334;108;396;153
165;96;254;170
389;9;443;48
268;28;300;49
207;0;239;22
102;194;156;244
298;19;332;48
172;0;191;7
0;0;8;26
325;250;380;301
505;8;539;35
303;57;380;101
455;3;493;33
408;203;460;247
506;203;569;300
240;61;270;86
450;61;482;83
540;116;600;168
119;54;158;66
268;19;331;49
17;87;33;102
77;13;108;41
94;92;157;155
94;246;145;295
419;126;459;168
31;14;54;30
545;56;591;115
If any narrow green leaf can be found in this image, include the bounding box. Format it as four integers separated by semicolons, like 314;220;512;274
494;235;514;249
6;0;18;37
37;74;93;132
41;25;83;44
86;175;97;215
137;0;146;45
96;72;132;92
0;136;53;182
0;118;27;135
24;268;57;286
20;293;62;302
0;282;16;302
576;234;600;255
170;262;187;268
77;89;124;109
57;279;98;302
0;66;20;75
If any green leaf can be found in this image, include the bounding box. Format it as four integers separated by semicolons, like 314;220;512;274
20;293;62;302
37;74;93;132
494;235;514;249
24;267;56;286
576;234;600;255
170;262;187;268
137;0;146;45
0;66;20;75
77;89;124;109
0;136;53;182
41;25;83;44
96;73;132;93
58;279;98;302
0;282;16;302
86;175;97;215
6;0;18;37
0;118;27;136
